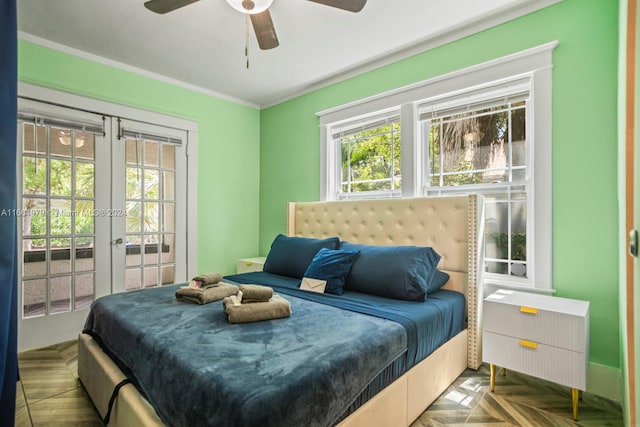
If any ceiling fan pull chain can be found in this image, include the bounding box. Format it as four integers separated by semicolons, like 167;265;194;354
245;14;250;69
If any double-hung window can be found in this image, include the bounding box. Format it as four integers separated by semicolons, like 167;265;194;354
319;43;555;290
332;111;402;199
421;84;531;284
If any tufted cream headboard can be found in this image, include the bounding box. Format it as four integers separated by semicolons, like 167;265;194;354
286;194;484;369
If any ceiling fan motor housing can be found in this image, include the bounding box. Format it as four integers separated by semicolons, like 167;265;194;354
241;0;255;11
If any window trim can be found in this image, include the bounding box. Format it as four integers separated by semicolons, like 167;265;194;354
318;42;557;291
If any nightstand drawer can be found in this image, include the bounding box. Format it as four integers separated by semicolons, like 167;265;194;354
484;297;587;352
483;331;587;390
236;257;266;274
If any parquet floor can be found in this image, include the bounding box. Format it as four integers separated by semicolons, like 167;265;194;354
15;341;102;427
15;341;624;426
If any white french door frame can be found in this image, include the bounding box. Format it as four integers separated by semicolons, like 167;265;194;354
16;98;112;351
16;83;198;351
110;118;188;294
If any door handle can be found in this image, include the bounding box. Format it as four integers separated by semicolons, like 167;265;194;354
631;229;638;257
111;238;124;245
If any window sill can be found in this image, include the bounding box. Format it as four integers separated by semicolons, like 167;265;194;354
483;279;556;295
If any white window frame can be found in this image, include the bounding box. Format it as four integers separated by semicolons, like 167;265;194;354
318;42;557;291
329;108;403;199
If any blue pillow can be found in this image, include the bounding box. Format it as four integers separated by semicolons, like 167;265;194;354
302;248;360;295
263;234;340;279
428;270;450;294
340;242;441;301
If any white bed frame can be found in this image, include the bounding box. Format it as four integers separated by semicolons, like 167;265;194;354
78;194;484;427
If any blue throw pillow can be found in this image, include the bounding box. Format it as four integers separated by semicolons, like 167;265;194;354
340;242;441;302
428;270;450;294
263;234;340;279
303;248;360;295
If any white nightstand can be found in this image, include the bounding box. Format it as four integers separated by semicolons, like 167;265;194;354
236;257;266;274
482;289;590;420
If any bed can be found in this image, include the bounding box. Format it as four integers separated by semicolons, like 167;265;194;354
78;194;485;426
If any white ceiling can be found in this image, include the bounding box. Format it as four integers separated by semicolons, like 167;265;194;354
17;0;554;108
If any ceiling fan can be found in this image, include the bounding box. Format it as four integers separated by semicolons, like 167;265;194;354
143;0;367;50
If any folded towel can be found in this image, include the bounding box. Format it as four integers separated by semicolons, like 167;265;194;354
192;273;223;286
176;282;238;305
238;284;273;303
223;295;291;324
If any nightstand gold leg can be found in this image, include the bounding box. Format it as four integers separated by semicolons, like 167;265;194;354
490;364;496;392
501;367;507;376
572;388;579;421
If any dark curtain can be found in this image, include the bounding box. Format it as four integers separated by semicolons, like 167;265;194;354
0;0;18;425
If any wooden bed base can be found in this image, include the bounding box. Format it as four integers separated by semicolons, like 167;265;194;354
78;329;467;427
78;194;484;426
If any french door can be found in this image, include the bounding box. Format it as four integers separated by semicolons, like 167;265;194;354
110;118;187;294
17;100;111;350
17;99;189;350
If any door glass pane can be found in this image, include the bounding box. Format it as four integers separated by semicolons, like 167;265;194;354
144;202;159;232
23;238;46;278
144;240;159;265
163;203;175;232
75;273;94;310
163;172;175;201
23;198;46;236
75;237;94;272
75;200;94;234
50;159;72;196
126;235;142;267
23;123;46;154
145;170;159;200
161;265;175;285
145;141;159;167
162;234;175;263
162;144;175;169
75;162;94;198
50;128;72;158
75;132;95;160
50;276;72;314
126;139;142;165
126;167;142;199
126;202;142;233
50;199;72;235
144;266;158;288
126;268;141;290
23;157;47;195
51;238;71;274
23;279;46;318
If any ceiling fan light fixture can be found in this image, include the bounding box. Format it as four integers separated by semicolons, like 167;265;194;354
225;0;273;14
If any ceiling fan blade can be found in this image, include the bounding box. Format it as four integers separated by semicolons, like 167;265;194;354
144;0;200;14
307;0;367;13
250;9;279;50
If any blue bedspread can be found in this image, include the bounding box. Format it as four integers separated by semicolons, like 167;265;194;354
225;271;466;368
84;276;464;427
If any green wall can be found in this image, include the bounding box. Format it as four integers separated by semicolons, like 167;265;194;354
18;40;261;276
259;0;620;369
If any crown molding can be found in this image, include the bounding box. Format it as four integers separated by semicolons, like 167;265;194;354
261;0;562;108
18;32;260;110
